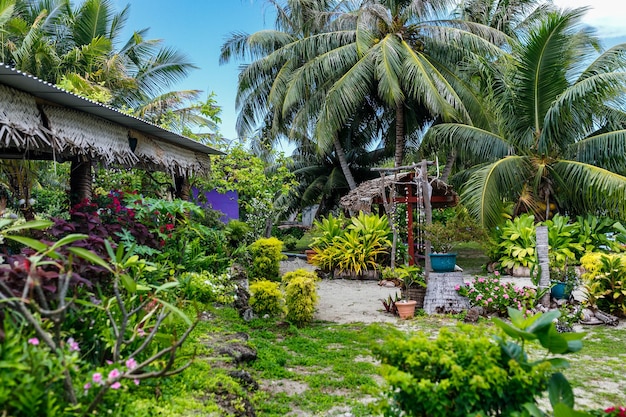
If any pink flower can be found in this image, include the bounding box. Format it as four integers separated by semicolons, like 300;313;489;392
106;360;113;365
110;382;121;390
493;279;499;283
478;277;485;283
487;298;493;303
125;358;138;370
476;295;483;300
67;337;80;352
503;294;509;299
92;373;103;385
137;328;146;337
134;379;140;386
28;338;39;346
494;271;500;276
454;285;460;291
84;383;91;391
108;369;121;380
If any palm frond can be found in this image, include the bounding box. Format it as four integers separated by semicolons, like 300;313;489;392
426;123;511;162
461;155;530;227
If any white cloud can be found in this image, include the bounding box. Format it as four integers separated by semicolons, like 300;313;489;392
552;0;626;38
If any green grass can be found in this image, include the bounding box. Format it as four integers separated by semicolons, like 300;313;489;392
454;241;490;275
120;303;626;416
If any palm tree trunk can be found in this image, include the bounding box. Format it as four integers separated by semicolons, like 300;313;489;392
394;104;405;168
69;158;92;206
440;149;457;183
333;134;357;190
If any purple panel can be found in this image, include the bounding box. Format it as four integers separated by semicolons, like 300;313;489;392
191;187;239;223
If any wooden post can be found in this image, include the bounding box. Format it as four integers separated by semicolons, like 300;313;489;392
420;159;432;280
174;175;190;200
69;158;92;206
536;225;551;307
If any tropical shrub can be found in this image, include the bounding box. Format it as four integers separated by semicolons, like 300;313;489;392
248;237;286;281
544;214;584;267
311;212;391;276
0;219;197;415
375;309;585;417
580;252;626;316
493;213;537;270
179;270;236;304
249;280;284;317
284;274;318;326
457;272;537;315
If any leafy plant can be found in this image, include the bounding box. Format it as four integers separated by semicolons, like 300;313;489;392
375;322;553;416
580;252;626;316
249;280;284;317
311;212;391;276
494;213;538;269
248;237;286;281
284;273;318;326
457;271;537;315
545;214;584;267
422;212;484;253
179;270;236;304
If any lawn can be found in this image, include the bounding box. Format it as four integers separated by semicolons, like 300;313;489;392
132;305;626;416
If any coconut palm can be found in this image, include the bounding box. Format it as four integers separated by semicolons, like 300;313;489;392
423;8;626;228
281;0;508;172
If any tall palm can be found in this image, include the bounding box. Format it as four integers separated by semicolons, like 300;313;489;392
282;0;507;171
219;0;363;185
423;8;626;228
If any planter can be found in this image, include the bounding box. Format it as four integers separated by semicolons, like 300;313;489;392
304;249;317;264
401;286;427;309
396;300;417;319
550;281;571;300
430;253;457;272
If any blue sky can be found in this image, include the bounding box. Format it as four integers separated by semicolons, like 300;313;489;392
115;1;626;144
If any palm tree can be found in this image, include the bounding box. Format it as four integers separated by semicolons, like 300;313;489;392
423;8;626;228
282;0;507;171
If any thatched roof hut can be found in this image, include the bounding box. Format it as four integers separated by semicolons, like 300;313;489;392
339;171;458;214
0;64;222;204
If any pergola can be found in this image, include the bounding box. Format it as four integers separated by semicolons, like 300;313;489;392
0;64;222;211
339;162;458;270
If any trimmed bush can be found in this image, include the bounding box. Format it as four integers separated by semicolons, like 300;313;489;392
284;275;318;326
248;237;286;281
249;280;284;317
282;268;318;285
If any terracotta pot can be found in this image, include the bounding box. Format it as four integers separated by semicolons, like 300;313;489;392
395;300;417;319
304;249;317;264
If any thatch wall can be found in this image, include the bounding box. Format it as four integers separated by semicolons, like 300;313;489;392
0;82;213;175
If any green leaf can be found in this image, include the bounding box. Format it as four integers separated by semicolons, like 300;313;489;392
119;273;136;293
522;403;547;417
5;236;48;252
50;234;88;251
492;317;537;341
4;220;52;233
154;281;180;294
155;297;192;326
549;372;574;408
67;247;112;272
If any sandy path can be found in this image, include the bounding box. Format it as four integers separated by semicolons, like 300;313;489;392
280;258;400;324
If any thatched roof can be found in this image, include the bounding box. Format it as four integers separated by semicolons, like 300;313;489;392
339;171;458;213
0;64;221;175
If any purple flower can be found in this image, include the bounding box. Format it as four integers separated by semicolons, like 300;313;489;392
110;382;121;390
125;358;138;370
67;337;80;352
28;338;39;346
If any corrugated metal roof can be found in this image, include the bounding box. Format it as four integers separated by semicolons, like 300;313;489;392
0;63;224;156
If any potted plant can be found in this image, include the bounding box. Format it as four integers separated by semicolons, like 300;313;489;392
550;262;579;300
390;264;426;319
422;214;481;272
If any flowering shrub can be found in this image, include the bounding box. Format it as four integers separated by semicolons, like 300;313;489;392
179;270;236;304
603;406;626;417
457;272;536;315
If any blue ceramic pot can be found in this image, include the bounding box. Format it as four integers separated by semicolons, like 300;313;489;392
550;281;570;300
430;253;457;272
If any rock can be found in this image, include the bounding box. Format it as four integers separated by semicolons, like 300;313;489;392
464;307;480;323
242;308;255;322
218;342;257;364
228;370;259;391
